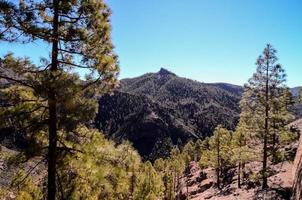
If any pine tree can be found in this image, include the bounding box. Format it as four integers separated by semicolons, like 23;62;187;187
182;140;195;164
0;1;119;199
56;126;143;200
194;139;207;162
154;158;175;200
134;161;164;200
270;87;295;163
170;147;185;197
231;122;253;188
200;125;233;189
240;44;292;189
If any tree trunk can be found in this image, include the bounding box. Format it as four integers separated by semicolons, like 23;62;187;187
186;176;189;200
216;167;220;189
176;172;180;200
262;60;269;190
238;132;242;188
47;0;59;199
174;170;177;200
130;171;135;199
238;162;241;188
163;176;168;200
217;132;221;189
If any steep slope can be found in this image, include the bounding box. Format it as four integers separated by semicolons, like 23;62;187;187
96;68;242;160
96;91;199;159
176;120;302;200
292;118;302;200
177;160;293;200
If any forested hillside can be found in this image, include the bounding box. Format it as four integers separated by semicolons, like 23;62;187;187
96;68;301;160
96;68;242;159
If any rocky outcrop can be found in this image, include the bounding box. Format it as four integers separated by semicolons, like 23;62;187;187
292;118;302;200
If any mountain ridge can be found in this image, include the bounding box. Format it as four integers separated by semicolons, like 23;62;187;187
96;68;242;160
95;68;301;160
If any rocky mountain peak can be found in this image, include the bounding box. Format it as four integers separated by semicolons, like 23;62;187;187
158;68;176;77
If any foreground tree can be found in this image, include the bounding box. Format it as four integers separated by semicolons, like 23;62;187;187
57;126;144;200
0;0;119;199
240;44;292;189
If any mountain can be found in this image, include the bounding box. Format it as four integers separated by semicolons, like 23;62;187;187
95;68;243;160
291;87;302;97
291;87;302;118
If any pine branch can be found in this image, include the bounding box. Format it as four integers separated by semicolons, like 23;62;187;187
81;77;101;91
58;13;86;21
57;139;84;154
58;60;91;69
58;48;84;56
11;157;47;189
0;75;33;88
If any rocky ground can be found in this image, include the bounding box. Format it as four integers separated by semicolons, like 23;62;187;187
175;119;302;200
177;160;293;200
0;146;46;199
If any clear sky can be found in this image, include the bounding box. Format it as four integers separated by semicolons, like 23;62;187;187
0;0;301;87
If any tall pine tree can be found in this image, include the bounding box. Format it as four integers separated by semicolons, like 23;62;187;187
0;1;119;199
240;44;292;189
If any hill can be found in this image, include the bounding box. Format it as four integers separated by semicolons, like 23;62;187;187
95;68;243;160
291;87;302;118
96;68;302;160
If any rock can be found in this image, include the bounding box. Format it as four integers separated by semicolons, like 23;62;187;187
292;120;302;200
198;181;213;193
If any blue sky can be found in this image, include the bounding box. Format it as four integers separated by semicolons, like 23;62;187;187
0;0;301;87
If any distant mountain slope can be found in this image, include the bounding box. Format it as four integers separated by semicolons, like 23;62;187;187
291;87;302;118
96;68;243;160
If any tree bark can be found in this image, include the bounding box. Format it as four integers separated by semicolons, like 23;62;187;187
47;0;59;199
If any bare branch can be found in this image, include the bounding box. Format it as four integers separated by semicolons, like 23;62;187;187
0;75;34;88
58;60;91;69
11;157;47;189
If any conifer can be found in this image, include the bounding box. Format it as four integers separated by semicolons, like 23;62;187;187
200;125;233;189
240;44;292;189
0;1;119;198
